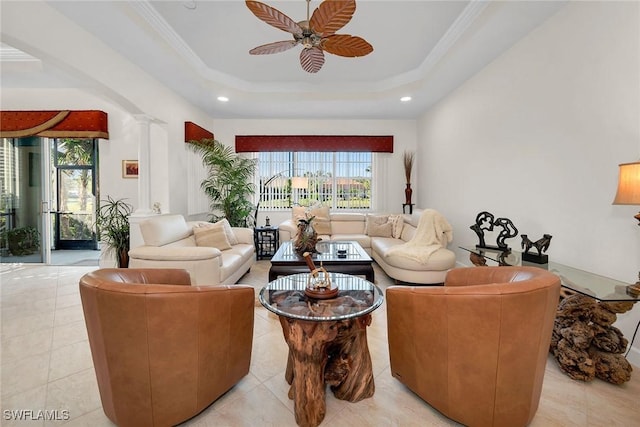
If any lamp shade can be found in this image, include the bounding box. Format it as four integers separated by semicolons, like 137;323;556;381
291;177;309;189
612;162;640;205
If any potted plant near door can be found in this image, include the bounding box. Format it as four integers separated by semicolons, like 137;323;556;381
96;196;133;267
2;226;40;256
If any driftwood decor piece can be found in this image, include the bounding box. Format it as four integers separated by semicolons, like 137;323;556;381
470;211;519;250
280;315;375;427
521;234;552;264
550;292;634;384
267;285;380;427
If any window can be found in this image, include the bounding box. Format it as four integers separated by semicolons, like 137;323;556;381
258;152;372;210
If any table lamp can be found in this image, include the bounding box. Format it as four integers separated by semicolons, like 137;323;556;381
612;161;640;296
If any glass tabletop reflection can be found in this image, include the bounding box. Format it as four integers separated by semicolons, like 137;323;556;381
259;272;383;321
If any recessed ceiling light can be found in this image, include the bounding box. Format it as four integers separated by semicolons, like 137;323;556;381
217;96;229;102
400;96;412;102
183;1;197;10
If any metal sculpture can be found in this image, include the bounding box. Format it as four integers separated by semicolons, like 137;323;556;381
521;234;552;264
470;211;495;248
493;217;518;250
470;211;519;251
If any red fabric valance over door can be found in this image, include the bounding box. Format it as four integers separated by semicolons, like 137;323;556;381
0;110;109;139
235;135;393;152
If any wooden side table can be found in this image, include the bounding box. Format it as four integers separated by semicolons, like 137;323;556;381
259;273;383;427
254;226;279;260
402;203;414;214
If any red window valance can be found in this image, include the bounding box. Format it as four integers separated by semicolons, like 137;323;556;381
235;135;393;152
0;110;109;139
184;121;214;143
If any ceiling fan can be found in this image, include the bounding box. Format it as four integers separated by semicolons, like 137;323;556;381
246;0;373;73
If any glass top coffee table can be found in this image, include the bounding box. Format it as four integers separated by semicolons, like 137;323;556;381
260;272;383;427
268;240;374;282
459;245;638;302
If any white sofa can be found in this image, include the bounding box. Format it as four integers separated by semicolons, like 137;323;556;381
128;214;255;286
279;209;456;284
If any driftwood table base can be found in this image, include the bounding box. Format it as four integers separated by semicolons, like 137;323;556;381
260;273;383;427
279;315;375;427
550;292;635;384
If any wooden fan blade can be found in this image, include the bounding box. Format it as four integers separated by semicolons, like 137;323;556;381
322;34;373;57
300;47;325;73
309;0;356;37
246;1;302;37
249;40;299;55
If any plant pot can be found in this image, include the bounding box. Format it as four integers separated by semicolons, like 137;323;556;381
117;247;129;268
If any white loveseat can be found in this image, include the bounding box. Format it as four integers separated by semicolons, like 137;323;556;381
128;214;255;286
279;208;456;284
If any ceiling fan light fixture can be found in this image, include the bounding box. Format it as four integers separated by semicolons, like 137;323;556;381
246;0;373;73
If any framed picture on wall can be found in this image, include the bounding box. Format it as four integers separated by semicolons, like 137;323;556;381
122;160;139;178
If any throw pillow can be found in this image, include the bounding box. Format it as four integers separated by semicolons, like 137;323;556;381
389;214;404;239
194;218;238;245
314;219;332;235
293;204;332;235
366;214;393;238
292;205;330;222
193;222;232;250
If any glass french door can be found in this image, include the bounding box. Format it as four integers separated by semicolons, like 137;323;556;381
0;137;46;263
0;137;99;263
51;139;98;250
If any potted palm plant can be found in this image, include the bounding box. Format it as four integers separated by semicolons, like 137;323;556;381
96;196;133;267
187;139;257;227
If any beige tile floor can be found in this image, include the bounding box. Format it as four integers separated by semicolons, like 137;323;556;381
1;262;639;426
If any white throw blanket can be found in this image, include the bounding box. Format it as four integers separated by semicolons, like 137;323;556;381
385;209;453;264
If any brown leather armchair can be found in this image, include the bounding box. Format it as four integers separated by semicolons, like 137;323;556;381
386;266;560;427
80;268;255;427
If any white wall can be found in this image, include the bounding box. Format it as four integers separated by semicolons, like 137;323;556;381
418;1;640;364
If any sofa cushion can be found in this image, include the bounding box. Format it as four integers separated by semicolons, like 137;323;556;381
330;234;371;249
193;222;232;250
372;237;455;271
328;213;366;235
220;244;255;281
293;205;330;221
193;219;238;245
140;214;191;247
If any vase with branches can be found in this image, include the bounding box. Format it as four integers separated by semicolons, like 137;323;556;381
187;139;258;227
403;150;415;205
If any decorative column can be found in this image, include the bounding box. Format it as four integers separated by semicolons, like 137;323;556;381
133;114;153;215
127;115;156;251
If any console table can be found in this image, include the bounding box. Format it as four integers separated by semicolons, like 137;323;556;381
259;272;383;427
460;245;638;384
